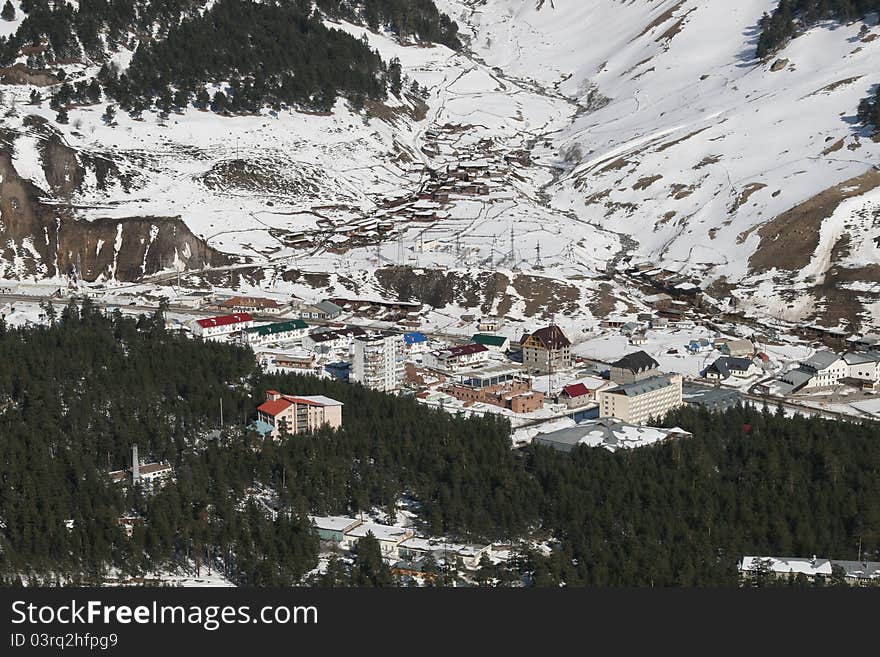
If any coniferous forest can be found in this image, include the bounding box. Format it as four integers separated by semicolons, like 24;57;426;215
0;0;459;114
756;0;880;58
0;301;878;586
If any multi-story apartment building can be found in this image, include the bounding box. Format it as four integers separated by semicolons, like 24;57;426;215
218;296;284;315
598;374;683;425
238;319;308;346
351;333;405;392
522;324;571;374
191;313;254;339
255;390;343;439
610;350;660;385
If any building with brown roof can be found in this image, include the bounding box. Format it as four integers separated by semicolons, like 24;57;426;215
522;324;571;374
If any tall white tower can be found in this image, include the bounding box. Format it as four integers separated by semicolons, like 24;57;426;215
132;444;140;484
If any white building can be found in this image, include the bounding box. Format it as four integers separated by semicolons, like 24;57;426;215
843;352;880;388
302;326;367;353
191;313;254;339
351;333;405;392
342;523;414;557
598;374;684;425
424;343;490;372
239;319;308;347
781;350;880;391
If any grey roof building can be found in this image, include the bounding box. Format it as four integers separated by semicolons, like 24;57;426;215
534;418;691;453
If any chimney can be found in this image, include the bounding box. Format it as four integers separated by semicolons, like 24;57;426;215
132;444;140;484
266;390;281;401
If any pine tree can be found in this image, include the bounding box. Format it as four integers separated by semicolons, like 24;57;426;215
1;0;15;21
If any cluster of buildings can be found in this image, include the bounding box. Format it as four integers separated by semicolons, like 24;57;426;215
310;515;494;573
739;556;880;586
108;445;172;489
598;351;683;425
773;349;880;394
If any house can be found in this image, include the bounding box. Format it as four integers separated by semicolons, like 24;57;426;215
719;339;755;358
630;333;649;346
471;333;509;351
271;351;318;371
534;418;691;453
598;374;684;425
403;331;429;355
117;516;145;539
704;356;756;381
424;343;490;372
342;523;414;557
558;383;594;409
298;300;343;320
309;515;362;542
686;338;712;354
254;390;343;439
620;322;641;336
218;296;284;315
841;352;880;389
138;462;173;486
191;313;254;339
302;326;367;353
796;351;849;389
522;324;571;374
239;319;308;346
610;351;660;385
351;333;406;392
478;316;501;332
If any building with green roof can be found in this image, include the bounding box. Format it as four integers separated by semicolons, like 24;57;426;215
471;334;509;351
239;319;309;346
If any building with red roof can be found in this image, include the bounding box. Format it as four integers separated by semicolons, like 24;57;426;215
254;390;343;439
191;313;254;339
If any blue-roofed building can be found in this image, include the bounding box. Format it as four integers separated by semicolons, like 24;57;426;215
324;361;351;382
248;419;275;438
404;331;429;355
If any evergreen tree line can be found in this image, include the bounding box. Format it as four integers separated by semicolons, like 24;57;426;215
524;404;880;586
857;84;880;133
756;0;880;58
1;302;878;586
0;0;458;116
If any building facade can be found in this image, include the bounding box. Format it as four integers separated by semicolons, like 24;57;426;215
351;333;406;392
218;296;283;315
424;343;490;372
598;374;683;425
609;351;660;385
522;325;571;374
239;319;308;346
255;390;343;439
191;313;254;339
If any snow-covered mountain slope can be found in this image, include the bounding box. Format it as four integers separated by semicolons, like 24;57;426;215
440;0;880;327
2;0;880;329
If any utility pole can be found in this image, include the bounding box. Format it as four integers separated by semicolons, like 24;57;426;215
509;224;515;265
535;241;542;268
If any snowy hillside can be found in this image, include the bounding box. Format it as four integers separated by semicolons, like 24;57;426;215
441;0;880;327
2;0;880;329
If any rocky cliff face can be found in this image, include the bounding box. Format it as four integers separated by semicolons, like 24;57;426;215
0;125;227;282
